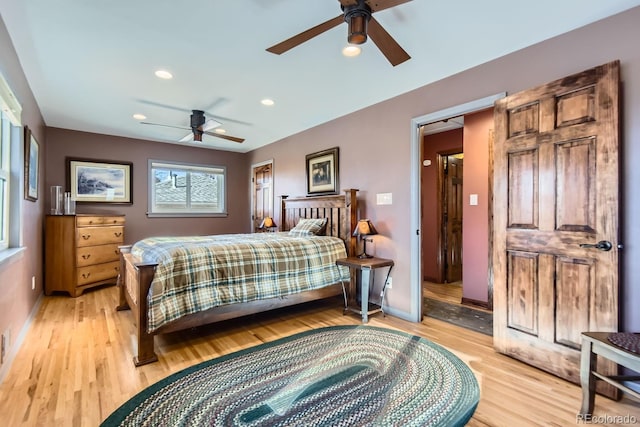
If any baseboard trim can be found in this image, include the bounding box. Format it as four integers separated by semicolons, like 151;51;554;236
461;297;491;311
0;293;43;385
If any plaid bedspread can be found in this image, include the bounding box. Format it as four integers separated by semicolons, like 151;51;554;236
131;232;349;332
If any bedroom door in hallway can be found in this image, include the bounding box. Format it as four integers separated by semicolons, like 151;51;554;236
252;161;273;232
492;61;620;392
441;152;463;283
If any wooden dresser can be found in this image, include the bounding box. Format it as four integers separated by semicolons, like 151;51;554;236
45;214;125;297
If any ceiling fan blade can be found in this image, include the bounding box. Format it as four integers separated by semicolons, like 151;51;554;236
202;118;222;132
367;17;410;66
140;121;191;131
266;15;344;55
203;130;245;143
365;0;412;13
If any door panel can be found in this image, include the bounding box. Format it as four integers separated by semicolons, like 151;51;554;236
252;163;273;231
493;61;620;393
445;155;463;282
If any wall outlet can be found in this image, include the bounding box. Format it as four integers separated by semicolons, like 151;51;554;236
1;330;8;365
32;276;36;290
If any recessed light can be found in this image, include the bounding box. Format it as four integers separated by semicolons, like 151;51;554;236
342;45;361;57
261;98;275;106
154;69;173;79
133;113;147;120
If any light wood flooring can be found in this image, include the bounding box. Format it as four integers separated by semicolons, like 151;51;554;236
424;280;465;305
0;285;639;426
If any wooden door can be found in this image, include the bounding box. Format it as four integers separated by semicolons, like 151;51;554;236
492;61;620;389
444;154;463;282
252;163;273;232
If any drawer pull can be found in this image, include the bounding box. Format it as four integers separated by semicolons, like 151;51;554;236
115;266;120;272
115;249;120;255
114;232;123;237
81;234;91;240
82;273;91;279
82;254;91;260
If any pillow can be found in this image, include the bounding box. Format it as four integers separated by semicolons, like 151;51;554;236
289;218;328;237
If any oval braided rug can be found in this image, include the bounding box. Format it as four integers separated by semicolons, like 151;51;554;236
102;326;479;427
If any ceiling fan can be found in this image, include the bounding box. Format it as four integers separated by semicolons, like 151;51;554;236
266;0;412;66
141;110;245;143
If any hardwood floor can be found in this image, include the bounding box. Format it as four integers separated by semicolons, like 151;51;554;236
0;285;638;426
424;280;464;305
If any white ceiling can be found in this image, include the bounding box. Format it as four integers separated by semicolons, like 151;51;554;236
1;0;639;153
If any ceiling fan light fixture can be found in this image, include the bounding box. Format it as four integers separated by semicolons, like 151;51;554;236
342;45;362;57
154;69;173;80
347;14;368;44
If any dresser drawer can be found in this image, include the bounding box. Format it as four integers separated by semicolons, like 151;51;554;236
76;261;120;286
76;244;121;267
77;216;125;227
76;226;124;247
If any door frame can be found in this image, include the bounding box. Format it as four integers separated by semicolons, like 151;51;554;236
250;159;274;232
409;93;505;322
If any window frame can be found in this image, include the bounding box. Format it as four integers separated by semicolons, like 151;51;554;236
147;159;228;218
0;113;9;250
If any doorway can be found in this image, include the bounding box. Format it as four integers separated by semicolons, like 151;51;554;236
251;160;274;232
409;93;505;322
439;151;464;284
421;124;464;285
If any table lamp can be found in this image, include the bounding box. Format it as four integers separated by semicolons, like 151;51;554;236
259;216;277;232
353;219;378;258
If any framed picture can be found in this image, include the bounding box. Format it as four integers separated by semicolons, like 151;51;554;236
24;126;39;201
67;158;133;203
306;147;339;196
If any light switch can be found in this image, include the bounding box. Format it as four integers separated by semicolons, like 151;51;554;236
377;193;393;205
469;194;478;206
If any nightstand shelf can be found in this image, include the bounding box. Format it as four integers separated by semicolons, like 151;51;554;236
336;257;394;323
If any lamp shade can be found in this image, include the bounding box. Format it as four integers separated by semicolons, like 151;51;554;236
353;219;378;237
259;217;276;229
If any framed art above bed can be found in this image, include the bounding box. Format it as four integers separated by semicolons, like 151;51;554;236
306;147;339;196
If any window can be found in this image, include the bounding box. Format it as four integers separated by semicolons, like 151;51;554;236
0;75;22;252
148;160;227;217
0;114;9;249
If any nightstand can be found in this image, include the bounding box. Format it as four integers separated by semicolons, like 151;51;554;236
336;257;394;323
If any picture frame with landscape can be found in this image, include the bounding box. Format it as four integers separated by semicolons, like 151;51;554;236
24;126;39;201
67;158;132;203
305;147;339;196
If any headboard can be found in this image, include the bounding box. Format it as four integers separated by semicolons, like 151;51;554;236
281;189;358;257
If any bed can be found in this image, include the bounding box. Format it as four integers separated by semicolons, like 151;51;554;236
116;189;359;366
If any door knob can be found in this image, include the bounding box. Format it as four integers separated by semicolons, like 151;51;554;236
579;240;613;251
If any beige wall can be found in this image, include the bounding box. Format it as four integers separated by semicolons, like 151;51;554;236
248;6;640;328
0;15;46;378
45;128;251;244
461;109;493;303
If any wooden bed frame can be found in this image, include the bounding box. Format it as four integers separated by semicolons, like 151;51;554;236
116;189;359;366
